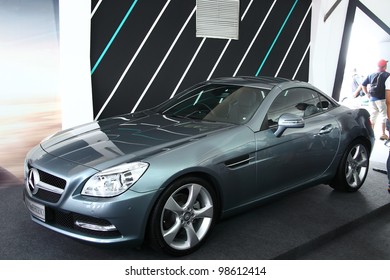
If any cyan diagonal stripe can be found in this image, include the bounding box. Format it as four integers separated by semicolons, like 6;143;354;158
256;0;299;76
91;0;139;74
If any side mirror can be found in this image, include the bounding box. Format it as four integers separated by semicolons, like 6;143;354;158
274;113;305;137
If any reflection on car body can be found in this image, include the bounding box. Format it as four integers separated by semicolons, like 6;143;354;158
24;76;375;256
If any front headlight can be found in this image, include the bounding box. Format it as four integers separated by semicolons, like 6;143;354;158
82;162;149;197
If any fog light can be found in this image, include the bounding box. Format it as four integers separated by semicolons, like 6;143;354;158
75;220;117;232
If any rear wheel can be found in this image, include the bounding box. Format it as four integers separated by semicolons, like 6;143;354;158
148;176;217;256
330;139;369;192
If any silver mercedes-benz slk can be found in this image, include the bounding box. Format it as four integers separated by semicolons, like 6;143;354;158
24;76;375;256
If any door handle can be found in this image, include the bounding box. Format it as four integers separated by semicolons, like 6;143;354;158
318;124;333;135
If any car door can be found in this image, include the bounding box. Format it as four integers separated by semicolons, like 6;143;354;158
254;87;340;196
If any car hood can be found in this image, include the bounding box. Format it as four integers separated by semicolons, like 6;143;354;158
41;112;233;170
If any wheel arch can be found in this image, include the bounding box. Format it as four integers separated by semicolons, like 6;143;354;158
358;136;373;156
347;135;373;157
144;169;223;255
143;168;224;245
149;169;224;222
330;136;371;192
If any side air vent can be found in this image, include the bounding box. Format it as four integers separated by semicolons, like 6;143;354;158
225;154;253;169
196;0;240;40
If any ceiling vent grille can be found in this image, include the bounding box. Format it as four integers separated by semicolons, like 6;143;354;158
196;0;240;40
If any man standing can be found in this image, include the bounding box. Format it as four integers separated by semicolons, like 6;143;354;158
362;59;390;140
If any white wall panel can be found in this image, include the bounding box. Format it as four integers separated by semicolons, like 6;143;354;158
59;0;93;129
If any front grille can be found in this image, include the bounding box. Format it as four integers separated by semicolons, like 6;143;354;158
35;188;61;203
46;208;121;238
27;166;66;203
38;169;66;189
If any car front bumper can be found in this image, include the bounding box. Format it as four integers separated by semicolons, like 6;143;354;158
23;172;161;246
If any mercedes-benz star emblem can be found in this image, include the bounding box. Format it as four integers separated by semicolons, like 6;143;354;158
28;168;40;195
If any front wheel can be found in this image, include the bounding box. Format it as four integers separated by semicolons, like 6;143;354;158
148;176;218;256
330;139;369;192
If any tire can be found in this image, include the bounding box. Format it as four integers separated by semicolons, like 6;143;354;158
330;139;369;192
148;176;218;256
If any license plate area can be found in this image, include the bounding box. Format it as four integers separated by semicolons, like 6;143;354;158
25;197;45;222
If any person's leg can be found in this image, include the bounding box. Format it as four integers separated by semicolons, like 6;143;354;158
381;123;387;139
369;101;378;131
377;100;388;139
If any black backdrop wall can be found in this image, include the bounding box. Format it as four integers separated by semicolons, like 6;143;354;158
90;0;312;119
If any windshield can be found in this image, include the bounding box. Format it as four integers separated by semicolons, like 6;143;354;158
155;84;269;124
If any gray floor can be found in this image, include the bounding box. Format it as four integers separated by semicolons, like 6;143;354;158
1;140;389;260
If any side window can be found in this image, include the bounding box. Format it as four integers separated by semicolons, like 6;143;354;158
267;88;321;126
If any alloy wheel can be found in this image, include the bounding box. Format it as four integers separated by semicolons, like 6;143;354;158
345;143;369;188
160;183;214;251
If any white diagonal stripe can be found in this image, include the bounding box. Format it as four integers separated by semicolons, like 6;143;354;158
233;0;277;77
293;42;311;80
241;0;253;21
91;0;103;18
95;0;172;120
275;3;312;77
171;37;206;98
132;7;197;113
